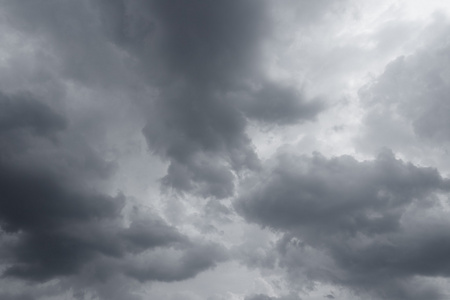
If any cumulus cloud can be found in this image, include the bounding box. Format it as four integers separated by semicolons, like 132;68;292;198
236;150;450;299
358;14;450;157
92;0;325;198
0;90;226;298
3;0;450;299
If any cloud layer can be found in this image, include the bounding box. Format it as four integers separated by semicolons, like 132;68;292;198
1;1;450;300
0;90;227;298
236;150;450;299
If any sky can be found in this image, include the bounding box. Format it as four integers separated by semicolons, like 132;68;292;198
1;0;450;299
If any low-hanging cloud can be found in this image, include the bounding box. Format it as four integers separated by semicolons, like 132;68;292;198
3;0;450;299
94;0;326;198
0;90;226;298
236;150;450;299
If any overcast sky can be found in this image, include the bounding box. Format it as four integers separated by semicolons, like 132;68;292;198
1;1;450;299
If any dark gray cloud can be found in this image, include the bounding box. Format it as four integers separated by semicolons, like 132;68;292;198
236;150;450;299
0;92;66;136
236;81;325;126
92;0;326;198
246;295;275;300
121;216;187;252
5;0;449;299
124;242;228;282
0;92;116;281
0;294;34;300
0;90;226;298
245;293;302;300
237;150;448;234
1;0;133;89
1;0;326;201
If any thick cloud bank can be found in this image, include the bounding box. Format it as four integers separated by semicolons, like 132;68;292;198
236;150;450;299
2;0;450;300
96;0;324;198
0;90;226;298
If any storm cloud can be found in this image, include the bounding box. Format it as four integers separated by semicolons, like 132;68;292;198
2;0;450;300
236;150;450;299
93;0;325;198
0;90;226;297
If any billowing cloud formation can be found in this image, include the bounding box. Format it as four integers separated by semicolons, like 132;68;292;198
0;1;328;298
3;0;450;299
92;0;325;198
0;91;226;298
358;15;450;156
236;150;450;299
